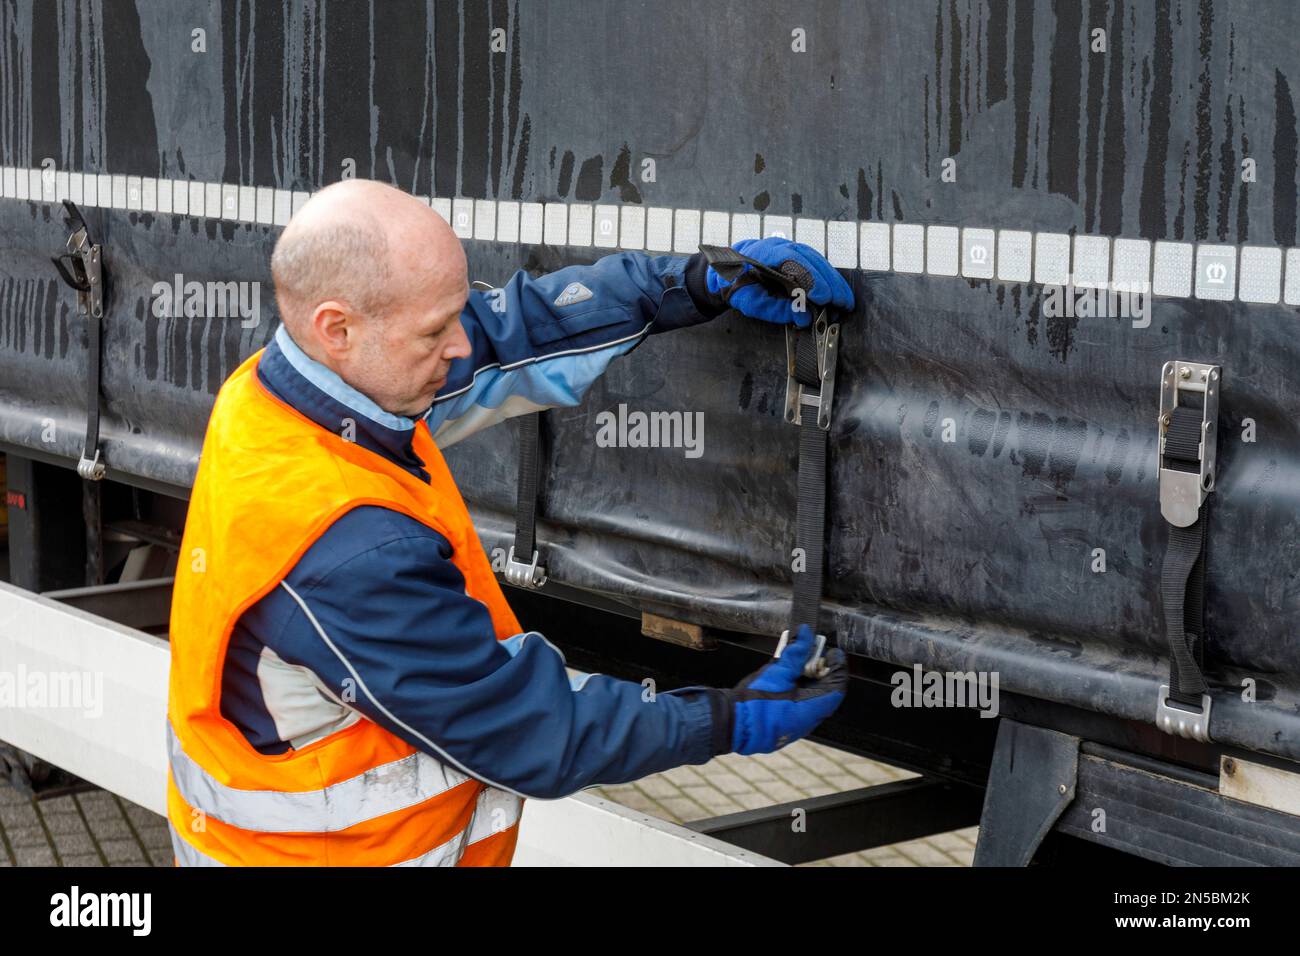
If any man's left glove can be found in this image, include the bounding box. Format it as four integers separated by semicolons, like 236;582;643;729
685;237;855;328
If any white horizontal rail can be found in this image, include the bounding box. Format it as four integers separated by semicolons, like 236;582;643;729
0;581;775;867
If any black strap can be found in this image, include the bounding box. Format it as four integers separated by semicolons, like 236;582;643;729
82;294;103;468
1160;402;1210;706
788;330;829;633
512;412;543;563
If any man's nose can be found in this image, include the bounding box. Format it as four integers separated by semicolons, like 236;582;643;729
444;318;472;361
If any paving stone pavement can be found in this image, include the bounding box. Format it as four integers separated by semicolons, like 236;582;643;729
0;741;977;867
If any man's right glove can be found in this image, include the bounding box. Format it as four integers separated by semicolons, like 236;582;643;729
713;624;848;756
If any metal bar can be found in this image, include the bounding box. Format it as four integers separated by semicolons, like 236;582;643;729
686;777;984;865
41;577;174;631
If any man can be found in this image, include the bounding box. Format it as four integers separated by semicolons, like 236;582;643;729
167;179;853;867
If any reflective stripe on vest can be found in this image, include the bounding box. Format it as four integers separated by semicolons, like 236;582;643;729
167;722;472;834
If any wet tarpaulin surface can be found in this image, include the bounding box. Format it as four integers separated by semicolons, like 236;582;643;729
0;1;1298;758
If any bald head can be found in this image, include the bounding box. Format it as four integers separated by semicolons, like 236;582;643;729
267;179;473;417
271;179;464;341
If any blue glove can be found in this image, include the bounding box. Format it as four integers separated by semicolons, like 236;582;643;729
720;625;847;755
702;238;855;328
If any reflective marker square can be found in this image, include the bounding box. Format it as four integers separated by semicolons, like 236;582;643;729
452;198;475;238
568;204;593;246
926;225;959;276
1286;249;1300;306
673;208;701;253
238;185;256;222
646;207;673;251
497;202;520;243
189;181;205;217
69;172;84;206
255;187;273;224
544;203;568;245
55;171;70;203
593;205;620;248
273;189;292;226
763;215;792;239
141;177;158;211
474;200;497;241
1111;238;1151;291
996;231;1031;281
221;183;239;219
961;228;995;278
892;224;925;274
291;191;310;216
619;206;645;249
126;176;142;210
1072;235;1110;289
170;181;186;216
702;211;730;247
1152;241;1193;297
826;221;858;269
1236;246;1281;304
731;213;761;242
1195;244;1237;300
795;218;825;254
1034;233;1071;286
430;197;452;224
859;223;890;270
519;203;544;244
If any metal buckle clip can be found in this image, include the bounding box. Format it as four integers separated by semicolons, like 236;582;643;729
1155;684;1212;742
784;312;839;430
1158;360;1219;527
774;628;829;679
76;449;105;482
504;545;547;589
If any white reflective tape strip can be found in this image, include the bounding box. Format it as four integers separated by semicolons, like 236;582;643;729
452;198;474;238
1237;245;1280;304
473;199;496;241
6;166;1294;305
1152;241;1193;297
962;228;995;278
170;825;225;867
568;203;593;246
731;213;761;242
1111;238;1151;289
673;208;700;253
1285;249;1300;305
892;224;925;273
701;210;730;248
1072;235;1110;288
593;204;619;248
646;206;673;251
1034;232;1071;285
860;222;890;270
497;201;520;243
519;202;544;243
463;786;523;846
926;225;959;276
544;203;568;245
826;221;858;269
618;205;645;249
763;214;792;239
167;722;471;834
1195;243;1237;300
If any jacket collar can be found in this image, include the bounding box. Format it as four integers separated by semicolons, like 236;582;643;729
257;325;431;482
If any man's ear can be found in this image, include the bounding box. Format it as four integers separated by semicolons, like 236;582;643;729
310;300;354;359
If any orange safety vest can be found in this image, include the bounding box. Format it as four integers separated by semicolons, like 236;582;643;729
166;349;524;866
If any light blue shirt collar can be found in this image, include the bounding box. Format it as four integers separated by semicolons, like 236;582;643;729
273;324;415;432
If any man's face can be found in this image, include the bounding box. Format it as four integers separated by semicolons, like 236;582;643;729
344;264;472;419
